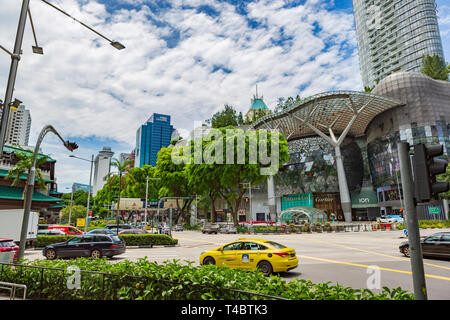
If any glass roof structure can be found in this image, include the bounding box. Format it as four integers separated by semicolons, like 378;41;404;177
252;91;403;141
280;206;328;224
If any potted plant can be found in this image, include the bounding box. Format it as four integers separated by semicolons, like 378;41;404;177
301;222;311;233
324;222;332;232
315;222;322;233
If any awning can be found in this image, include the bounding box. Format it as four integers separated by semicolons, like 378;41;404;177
0;185;61;202
351;187;378;208
0;169;54;183
280;206;328;224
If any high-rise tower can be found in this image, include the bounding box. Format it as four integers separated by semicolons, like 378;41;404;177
352;0;445;88
135;113;174;167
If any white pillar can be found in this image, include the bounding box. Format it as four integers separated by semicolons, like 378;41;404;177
335;146;352;222
443;199;449;220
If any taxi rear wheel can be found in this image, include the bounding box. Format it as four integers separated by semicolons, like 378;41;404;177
203;256;215;265
257;261;273;276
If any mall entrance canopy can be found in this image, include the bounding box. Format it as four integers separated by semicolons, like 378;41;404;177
253;91;403;222
280;206;328;224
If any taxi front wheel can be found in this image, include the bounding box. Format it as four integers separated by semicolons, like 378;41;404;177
257;261;273;276
203;256;216;265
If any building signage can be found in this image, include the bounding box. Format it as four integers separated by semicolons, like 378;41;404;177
116;198;143;210
428;207;441;215
156;116;168;122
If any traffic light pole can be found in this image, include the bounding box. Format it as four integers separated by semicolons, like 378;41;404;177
398;142;427;300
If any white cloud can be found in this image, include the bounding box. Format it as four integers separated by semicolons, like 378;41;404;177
0;0;373;189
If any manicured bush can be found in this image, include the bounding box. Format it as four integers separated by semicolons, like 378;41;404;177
1;258;414;300
396;220;450;230
34;234;178;248
182;224;201;231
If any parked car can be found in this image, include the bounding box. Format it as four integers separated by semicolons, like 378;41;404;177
87;229;115;235
43;234;126;259
219;224;237;234
119;229;146;234
37;229;67;236
399;232;450;259
174;224;184;231
47;225;83;235
200;238;298;275
202;222;219;234
0;238;19;262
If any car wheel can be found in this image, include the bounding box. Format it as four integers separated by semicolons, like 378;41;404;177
403;246;410;257
91;249;102;259
45;248;57;260
203;256;216;265
257;261;273;276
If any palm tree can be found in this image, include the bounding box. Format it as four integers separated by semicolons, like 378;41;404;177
104;158;134;225
6;149;50;198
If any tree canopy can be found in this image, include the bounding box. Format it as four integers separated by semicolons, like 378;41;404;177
205;104;244;128
421;54;449;81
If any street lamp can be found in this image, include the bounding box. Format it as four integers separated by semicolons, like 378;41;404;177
18;125;77;260
69;154;96;233
65;184;75;226
0;0;125;157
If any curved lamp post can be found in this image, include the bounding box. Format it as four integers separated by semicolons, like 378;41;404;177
17;125;78;260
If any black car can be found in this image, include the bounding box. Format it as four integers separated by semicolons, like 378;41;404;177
43;234;126;260
399;232;450;259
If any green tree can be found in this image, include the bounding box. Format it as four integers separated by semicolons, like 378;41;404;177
206;104;241;128
155;147;192;224
437;164;450;200
421;54;449;81
104;159;134;221
60;204;87;222
183;127;290;225
6;149;50;196
274;95;302;113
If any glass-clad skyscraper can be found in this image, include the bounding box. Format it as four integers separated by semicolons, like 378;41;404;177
136;113;174;167
353;0;445;87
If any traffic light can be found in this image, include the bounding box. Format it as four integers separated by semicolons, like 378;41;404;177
65;141;79;151
412;143;449;202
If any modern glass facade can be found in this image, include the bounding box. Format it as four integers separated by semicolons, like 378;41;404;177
353;0;445;87
135;113;174;167
274;137;364;196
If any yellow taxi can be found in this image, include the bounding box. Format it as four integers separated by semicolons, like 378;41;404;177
199;238;298;275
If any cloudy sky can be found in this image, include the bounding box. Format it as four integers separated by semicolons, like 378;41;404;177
0;0;449;192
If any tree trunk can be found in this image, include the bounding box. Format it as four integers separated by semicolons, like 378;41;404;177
210;194;216;222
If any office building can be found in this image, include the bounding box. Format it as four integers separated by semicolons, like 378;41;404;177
136;113;174;167
92;146;114;196
353;0;446;87
5;104;31;146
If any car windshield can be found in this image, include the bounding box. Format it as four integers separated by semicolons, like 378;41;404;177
265;241;287;249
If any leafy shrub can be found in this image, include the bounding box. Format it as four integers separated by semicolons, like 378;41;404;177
1;259;414;300
183;224;201;231
34;234;178;248
396;220;450;230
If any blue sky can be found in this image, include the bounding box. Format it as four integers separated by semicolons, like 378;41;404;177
0;0;448;192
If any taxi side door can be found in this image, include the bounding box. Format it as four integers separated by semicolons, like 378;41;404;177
216;242;244;268
239;242;268;270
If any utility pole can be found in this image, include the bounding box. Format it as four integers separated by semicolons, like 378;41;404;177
398;142;427;300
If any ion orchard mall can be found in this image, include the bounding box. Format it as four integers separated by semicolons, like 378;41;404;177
232;71;450;224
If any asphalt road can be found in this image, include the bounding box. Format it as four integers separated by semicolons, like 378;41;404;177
23;228;450;299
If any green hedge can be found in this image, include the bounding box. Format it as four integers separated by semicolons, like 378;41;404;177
396;220;450;230
0;258;414;300
34;234;178;248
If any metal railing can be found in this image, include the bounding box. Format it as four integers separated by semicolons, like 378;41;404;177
0;263;289;300
0;281;27;300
